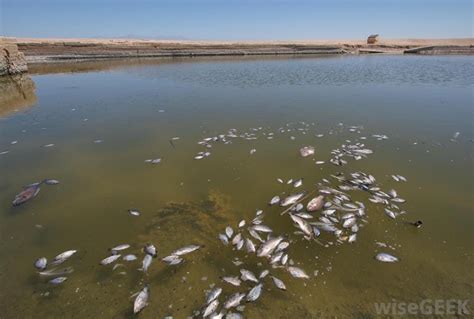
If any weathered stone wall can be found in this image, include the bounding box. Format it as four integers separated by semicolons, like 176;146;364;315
0;38;28;76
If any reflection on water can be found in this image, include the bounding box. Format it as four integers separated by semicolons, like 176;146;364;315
0;74;37;118
0;55;473;318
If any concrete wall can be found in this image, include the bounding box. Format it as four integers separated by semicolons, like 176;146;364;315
0;38;28;76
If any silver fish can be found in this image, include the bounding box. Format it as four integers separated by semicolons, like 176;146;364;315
133;285;149;314
236;239;244;250
128;209;140;216
34;257;47;270
287;266;309;279
222;276;241;286
240;269;258;283
143;244;157;257
141;254;153;273
259;270;270;279
39;267;74;277
348;234;357;243
290;214;312;236
375;253;399;263
224;293;246;309
276;241;289;252
384;208;397;219
343;217;357;228
232;233;242;246
52;250;77;265
251;224;272;233
280;192;305;207
293;179;303;188
49;277;67;285
123;254;137;261
257;236;284;257
269;196;280;205
246;283;263;302
110;244;130;252
43;179;60;185
219;234;229;245
238;220;246;228
307;195;325;212
206;287;222;304
100;254;121;265
245;238;256;253
171;244;200;256
271;276;286;290
203;299;219;317
225;227;234;238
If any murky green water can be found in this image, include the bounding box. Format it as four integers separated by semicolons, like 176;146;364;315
0;55;473;318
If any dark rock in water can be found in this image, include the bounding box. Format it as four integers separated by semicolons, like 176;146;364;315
12;183;41;206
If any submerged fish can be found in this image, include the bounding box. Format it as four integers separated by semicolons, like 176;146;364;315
375;253;399;263
141;254;153;273
123;254;137;261
49;277;67;285
133;285;149;314
39;267;74;277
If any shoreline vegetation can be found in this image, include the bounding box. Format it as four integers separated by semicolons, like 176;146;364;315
14;37;474;63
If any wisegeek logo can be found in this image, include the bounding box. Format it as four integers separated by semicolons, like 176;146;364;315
374;299;471;316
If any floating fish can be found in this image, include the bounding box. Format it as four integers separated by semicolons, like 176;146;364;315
375;253;399;263
133;285;149;314
12;183;41;206
251;224;272;233
300;146;315;157
240;269;258;283
287;266;309;279
39;267;74;277
100;254;121;265
206;287;222;305
171;244;200;256
141;254;153;273
123;254;137;261
218;234;229;245
225;227;234;238
203;299;219;317
224;293;246;309
271;276;287;290
257;236;284;257
34;257;47;271
269;196;280;205
280;192;305;207
222;276;241;287
143;244;157;257
246;283;263;302
110;244;130;252
307;195;325;212
128;209;140;216
293;179;303;188
52;250;77;265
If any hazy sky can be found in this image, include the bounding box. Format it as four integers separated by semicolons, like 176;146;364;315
1;0;472;40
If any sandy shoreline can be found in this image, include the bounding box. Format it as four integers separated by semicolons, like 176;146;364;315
10;37;473;63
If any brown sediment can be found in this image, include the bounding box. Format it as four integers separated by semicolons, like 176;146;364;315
0;74;37;117
15;37;474;63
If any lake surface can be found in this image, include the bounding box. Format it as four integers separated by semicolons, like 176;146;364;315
0;55;473;318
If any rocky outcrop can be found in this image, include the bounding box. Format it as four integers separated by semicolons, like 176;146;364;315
0;74;36;118
0;38;28;75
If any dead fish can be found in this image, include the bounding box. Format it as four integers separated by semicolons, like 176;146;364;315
203;299;219;317
238;220;246;228
141;254;153;273
236;239;244;250
143;244;157;257
162;254;183;265
280;192;306;207
277;178;284;184
206;287;223;305
133;285;149;314
250;149;256;155
123;254;137;261
222;276;241;286
224;293;246;309
240;269;258;283
248;229;264;243
128;209;140;216
43;179;59;185
290;214;312;236
287;266;309;279
246;283;263;302
52;250;77;265
348;234;357;243
39;267;74;277
343;217;357;228
225;227;234;238
259;270;270;279
384;208;397;219
34;257;47;271
271;276;287;290
312;227;321;237
49;277;67;285
219;234;229;245
171;244;200;256
245;238;256;253
100;254;121;265
300;146;315;157
110;244;130;252
269;196;281;206
276;241;289;252
375;253;399;263
232;233;242;246
12;183;41;206
293;179;303;188
307;195;325;212
257;236;284;257
251;224;272;233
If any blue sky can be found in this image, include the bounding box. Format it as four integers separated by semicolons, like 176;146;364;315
1;0;472;40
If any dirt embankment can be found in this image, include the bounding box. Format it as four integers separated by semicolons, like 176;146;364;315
16;38;474;63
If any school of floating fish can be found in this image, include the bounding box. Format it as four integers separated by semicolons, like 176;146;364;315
6;121;450;317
